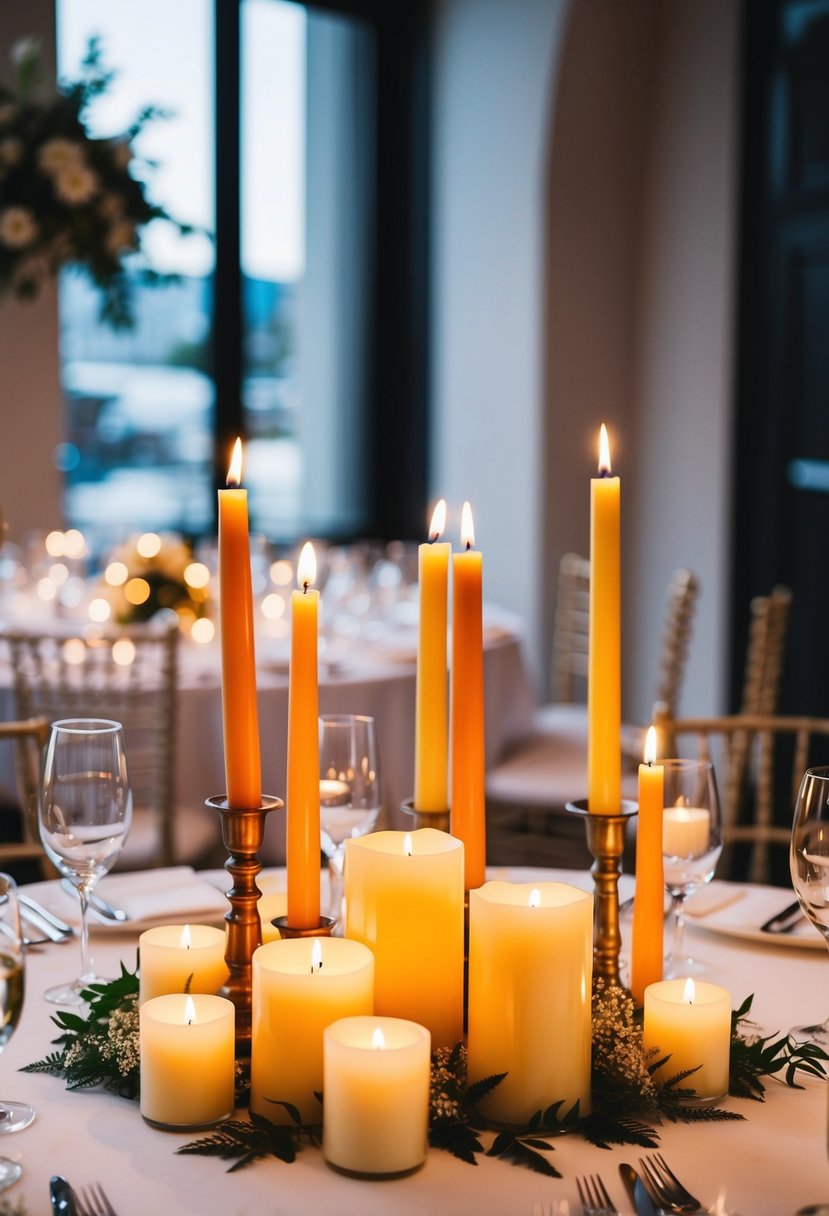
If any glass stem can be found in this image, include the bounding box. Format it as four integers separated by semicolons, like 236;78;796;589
671;893;687;961
77;885;93;983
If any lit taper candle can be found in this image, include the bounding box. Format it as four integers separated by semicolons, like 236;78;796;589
415;498;450;812
588;424;621;813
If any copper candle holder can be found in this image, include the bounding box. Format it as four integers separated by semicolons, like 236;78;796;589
273;915;335;940
400;797;451;834
564;798;637;987
206;794;282;1053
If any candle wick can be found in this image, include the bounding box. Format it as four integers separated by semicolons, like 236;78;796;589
303;580;309;594
430;532;439;544
466;540;472;552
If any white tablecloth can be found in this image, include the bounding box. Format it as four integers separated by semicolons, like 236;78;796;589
4;871;828;1215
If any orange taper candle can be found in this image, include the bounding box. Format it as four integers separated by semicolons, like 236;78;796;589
631;725;664;1004
588;423;621;812
287;542;320;928
415;498;450;812
450;501;486;890
218;438;262;809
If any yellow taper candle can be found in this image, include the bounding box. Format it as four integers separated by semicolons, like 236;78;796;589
287;541;321;929
415;499;450;812
218;438;262;809
631;726;664;1004
588;423;621;812
450;501;486;889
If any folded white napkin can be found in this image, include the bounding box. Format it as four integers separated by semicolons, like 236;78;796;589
95;866;228;923
684;883;746;918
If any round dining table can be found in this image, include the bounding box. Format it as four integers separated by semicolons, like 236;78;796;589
4;867;828;1216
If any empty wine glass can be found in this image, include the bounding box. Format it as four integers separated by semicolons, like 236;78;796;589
790;766;829;1047
0;872;35;1187
662;758;722;977
38;719;132;1005
319;715;382;926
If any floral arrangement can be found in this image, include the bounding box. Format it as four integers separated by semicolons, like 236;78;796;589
23;971;827;1179
0;35;192;327
99;533;210;626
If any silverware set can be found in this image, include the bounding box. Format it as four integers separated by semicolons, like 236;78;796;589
50;1175;119;1216
534;1155;715;1216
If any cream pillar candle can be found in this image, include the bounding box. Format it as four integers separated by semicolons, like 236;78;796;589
467;881;593;1127
258;892;287;944
323;1016;431;1177
663;806;711;857
140;993;235;1128
643;978;731;1101
250;937;374;1124
138;924;228;1004
344;828;464;1047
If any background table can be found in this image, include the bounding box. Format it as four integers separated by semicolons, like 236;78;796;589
4;870;828;1215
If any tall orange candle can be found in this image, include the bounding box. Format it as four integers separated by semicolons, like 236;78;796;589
588;423;621;813
415;499;450;812
218;438;261;809
450;501;486;890
287;541;320;929
631;725;664;1004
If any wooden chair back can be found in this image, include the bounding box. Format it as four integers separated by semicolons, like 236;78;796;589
0;716;52;877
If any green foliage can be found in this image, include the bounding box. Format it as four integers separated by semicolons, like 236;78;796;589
178;1110;321;1173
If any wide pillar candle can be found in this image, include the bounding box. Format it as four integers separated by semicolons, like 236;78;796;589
415;498;450;812
631;726;664;1004
663;806;711;857
250;937;374;1124
287;542;320;929
344;828;464;1047
323;1016;431;1177
643;978;731;1101
140;993;235;1128
218;438;262;809
138;924;228;1004
588;424;621;813
450;501;486;889
467;881;593;1127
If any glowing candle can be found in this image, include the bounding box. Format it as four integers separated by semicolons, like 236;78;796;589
663;805;711;857
287;541;320;929
631;726;664;1004
588;424;621;813
140;994;235;1128
643;977;731;1101
323;1016;431;1177
138;923;228;1004
218;438;262;808
415;499;450;812
450;501;486;888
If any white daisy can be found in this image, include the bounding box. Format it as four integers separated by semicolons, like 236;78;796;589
0;206;38;249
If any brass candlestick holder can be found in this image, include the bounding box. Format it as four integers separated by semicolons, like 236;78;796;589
400;797;451;834
206;794;281;1053
273;915;335;940
565;798;637;987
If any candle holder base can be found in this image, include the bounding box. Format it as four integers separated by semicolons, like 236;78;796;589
206;794;282;1054
400;797;450;834
273;915;335;939
564;798;638;988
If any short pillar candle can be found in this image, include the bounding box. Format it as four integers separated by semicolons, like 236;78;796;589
250;937;374;1125
140;993;235;1128
138;924;228;1004
323;1016;431;1178
643;978;731;1102
467;881;593;1127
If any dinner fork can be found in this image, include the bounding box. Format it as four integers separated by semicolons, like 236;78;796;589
639;1154;704;1214
73;1182;119;1216
576;1174;619;1216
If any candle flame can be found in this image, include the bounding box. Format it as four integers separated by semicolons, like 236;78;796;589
297;542;316;591
227;437;243;487
180;924;192;949
644;725;657;766
404;833;413;856
528;888;541;908
372;1027;385;1050
311;938;323;973
184;995;197;1025
428;498;447;541
598;423;612;475
683;977;696;1004
461;500;475;550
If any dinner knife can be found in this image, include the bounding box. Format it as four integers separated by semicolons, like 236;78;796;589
60;878;128;922
619;1163;660;1216
49;1175;79;1216
760;898;805;934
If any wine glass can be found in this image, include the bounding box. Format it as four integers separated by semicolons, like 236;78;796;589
0;872;35;1188
790;766;829;1047
661;758;722;977
319;715;382;926
38;719;132;1005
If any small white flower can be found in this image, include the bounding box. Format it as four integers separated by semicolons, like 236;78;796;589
11;36;40;66
0;137;23;167
105;218;137;255
0;206;38;249
38;137;84;174
54;164;98;205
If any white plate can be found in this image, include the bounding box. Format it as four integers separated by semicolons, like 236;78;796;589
685;881;823;950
